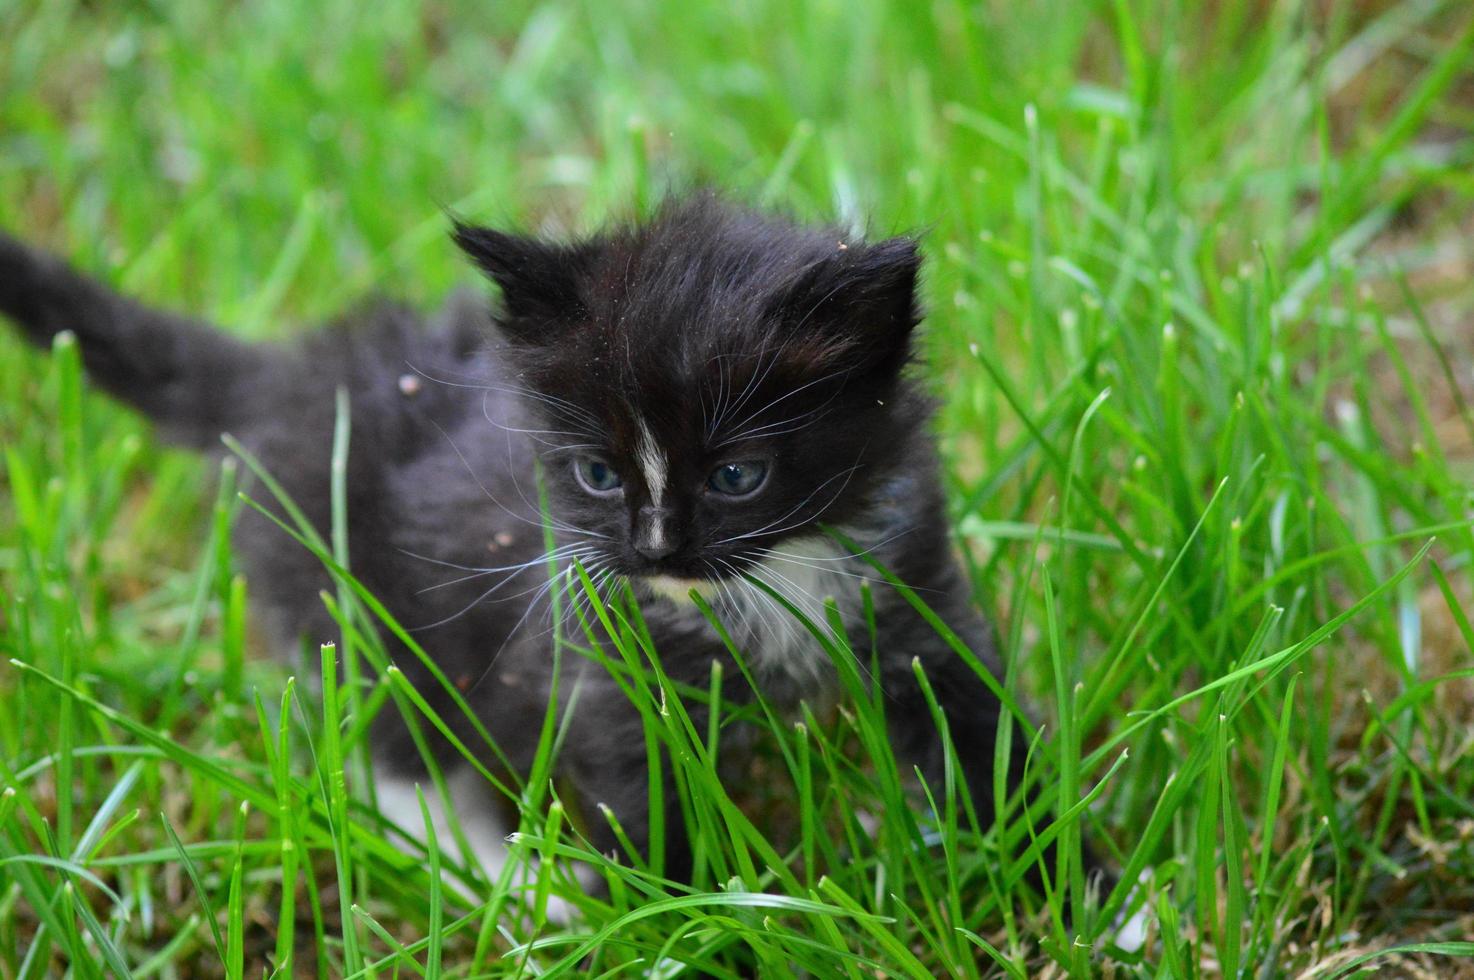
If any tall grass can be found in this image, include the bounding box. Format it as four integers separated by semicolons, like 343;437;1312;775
2;0;1473;974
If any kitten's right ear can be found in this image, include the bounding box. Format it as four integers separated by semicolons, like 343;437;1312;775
452;222;594;336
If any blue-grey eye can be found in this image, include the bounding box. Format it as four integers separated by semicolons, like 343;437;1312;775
575;457;622;493
709;460;768;496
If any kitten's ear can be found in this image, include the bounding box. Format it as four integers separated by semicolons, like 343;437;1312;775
452;222;595;336
772;236;922;367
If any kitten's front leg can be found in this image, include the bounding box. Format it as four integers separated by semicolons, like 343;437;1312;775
563;685;696;884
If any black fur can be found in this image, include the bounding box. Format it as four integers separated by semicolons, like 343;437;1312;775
0;233;267;448
0;195;1053;890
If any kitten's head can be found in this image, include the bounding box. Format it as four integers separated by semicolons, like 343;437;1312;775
455;194;931;595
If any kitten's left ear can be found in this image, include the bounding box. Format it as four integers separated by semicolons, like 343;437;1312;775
452;222;596;335
772;236;922;367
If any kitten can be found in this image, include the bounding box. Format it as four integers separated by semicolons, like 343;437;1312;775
0;194;1055;898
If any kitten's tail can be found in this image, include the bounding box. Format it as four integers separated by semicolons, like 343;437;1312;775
0;231;268;448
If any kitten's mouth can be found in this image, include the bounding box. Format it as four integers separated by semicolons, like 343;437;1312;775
639;574;717;604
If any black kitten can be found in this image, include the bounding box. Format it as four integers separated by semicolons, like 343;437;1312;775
0;194;1047;899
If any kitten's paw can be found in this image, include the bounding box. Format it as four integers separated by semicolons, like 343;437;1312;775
374;766;514;881
1110;866;1153;953
373;764;597;927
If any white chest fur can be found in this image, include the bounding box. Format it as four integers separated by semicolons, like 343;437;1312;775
707;536;869;694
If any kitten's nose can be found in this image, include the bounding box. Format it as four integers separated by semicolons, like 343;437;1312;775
633;506;679;561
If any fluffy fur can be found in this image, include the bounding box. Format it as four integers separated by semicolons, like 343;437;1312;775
0;195;1046;887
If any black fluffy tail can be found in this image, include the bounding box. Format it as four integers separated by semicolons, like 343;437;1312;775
0;231;266;448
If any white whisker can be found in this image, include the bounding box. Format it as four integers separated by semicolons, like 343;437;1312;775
714;365;850;447
713;461;864;546
399;540;594;576
413;545;603;595
410;551;601;632
409;363;605;434
712;405;837;448
428;412;610;541
711;334;800;436
749;550;878;586
752;525;915;562
461;558;618;697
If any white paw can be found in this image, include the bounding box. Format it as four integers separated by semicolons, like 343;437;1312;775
1110;866;1152;953
373;764;592;924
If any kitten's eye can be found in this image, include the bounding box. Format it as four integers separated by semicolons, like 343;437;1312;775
574;457;623;494
708;460;768;496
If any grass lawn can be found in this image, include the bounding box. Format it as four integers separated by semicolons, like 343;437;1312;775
3;0;1474;975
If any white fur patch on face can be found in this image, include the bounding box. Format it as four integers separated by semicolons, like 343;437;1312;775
644;575;716;603
634;416;667;508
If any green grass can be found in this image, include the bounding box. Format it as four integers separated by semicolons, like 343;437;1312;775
3;0;1474;974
